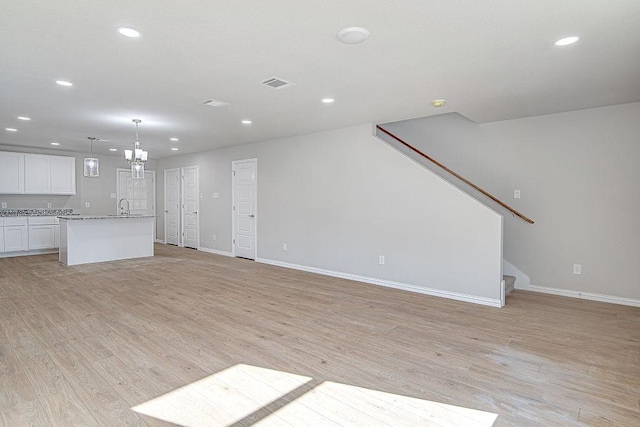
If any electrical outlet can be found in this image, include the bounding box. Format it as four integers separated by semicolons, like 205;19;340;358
85;202;90;208
213;192;220;199
514;190;521;199
47;202;52;208
1;202;7;209
212;233;216;241
379;255;385;265
573;264;582;275
282;243;288;251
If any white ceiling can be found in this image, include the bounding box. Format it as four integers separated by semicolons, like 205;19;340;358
1;0;639;159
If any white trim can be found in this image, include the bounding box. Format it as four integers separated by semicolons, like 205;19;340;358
155;239;164;244
231;158;258;260
0;249;57;258
256;258;502;308
529;285;640;308
199;247;233;257
164;168;180;246
181;166;200;249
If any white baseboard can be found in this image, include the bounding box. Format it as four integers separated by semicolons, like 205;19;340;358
529;285;640;308
0;249;58;258
155;239;165;244
256;258;503;308
199;247;233;257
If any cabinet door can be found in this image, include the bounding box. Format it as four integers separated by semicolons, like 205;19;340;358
51;156;76;195
0;228;4;252
28;225;55;250
25;154;51;194
4;226;28;252
0;152;25;194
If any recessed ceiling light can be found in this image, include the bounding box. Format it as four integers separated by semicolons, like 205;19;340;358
50;142;60;146
5;128;17;132
432;99;446;108
109;148;117;151
170;137;179;141
554;36;580;46
117;27;140;38
171;148;179;151
56;80;73;86
322;98;335;104
241;120;252;124
336;27;370;44
17;116;31;121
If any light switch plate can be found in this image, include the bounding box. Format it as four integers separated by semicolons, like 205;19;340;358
213;192;220;199
1;202;7;209
85;202;90;208
514;190;521;199
573;264;582;275
110;193;116;199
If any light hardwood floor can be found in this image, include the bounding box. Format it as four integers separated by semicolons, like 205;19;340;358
0;244;639;426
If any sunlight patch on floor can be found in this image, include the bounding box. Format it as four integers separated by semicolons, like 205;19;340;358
132;363;498;426
132;364;313;425
256;381;498;426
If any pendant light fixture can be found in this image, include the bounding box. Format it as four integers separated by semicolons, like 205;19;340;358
83;137;100;177
124;119;148;179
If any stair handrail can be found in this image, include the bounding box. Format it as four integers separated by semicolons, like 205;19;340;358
376;125;534;224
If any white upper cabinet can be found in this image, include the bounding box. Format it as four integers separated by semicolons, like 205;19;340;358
1;151;76;195
50;155;76;194
0;152;25;194
25;154;52;193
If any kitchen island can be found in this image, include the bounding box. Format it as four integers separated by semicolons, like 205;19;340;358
58;215;155;266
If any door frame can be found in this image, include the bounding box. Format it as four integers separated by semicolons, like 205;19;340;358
164;168;180;246
116;168;156;240
231;158;257;259
181;166;200;249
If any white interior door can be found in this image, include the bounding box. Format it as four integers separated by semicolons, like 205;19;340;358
232;159;257;259
164;168;180;245
117;169;156;238
182;166;199;249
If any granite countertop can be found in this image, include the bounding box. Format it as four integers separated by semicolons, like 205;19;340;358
58;215;156;220
0;208;74;217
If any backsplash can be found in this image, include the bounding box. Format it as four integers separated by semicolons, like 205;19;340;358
0;208;74;217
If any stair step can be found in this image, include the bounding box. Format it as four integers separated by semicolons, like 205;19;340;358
503;275;516;295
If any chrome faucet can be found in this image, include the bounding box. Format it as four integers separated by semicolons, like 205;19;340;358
118;198;130;216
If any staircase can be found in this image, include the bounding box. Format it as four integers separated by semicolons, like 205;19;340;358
503;275;516;295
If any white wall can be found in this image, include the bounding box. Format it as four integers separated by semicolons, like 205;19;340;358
382;102;640;301
157;124;503;305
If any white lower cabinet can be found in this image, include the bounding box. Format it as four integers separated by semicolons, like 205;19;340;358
28;217;57;250
1;217;61;255
28;225;55;250
4;217;28;252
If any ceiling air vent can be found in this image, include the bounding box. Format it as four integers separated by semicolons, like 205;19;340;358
202;99;230;107
261;77;295;90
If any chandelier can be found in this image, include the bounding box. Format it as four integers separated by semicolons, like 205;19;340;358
83;137;99;177
124;119;148;179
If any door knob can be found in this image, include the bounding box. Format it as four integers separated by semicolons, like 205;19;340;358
249;214;254;218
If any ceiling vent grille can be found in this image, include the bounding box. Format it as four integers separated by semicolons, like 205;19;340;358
261;77;295;90
202;99;230;108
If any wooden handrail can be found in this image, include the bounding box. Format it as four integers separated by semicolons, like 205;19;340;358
376;125;534;224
